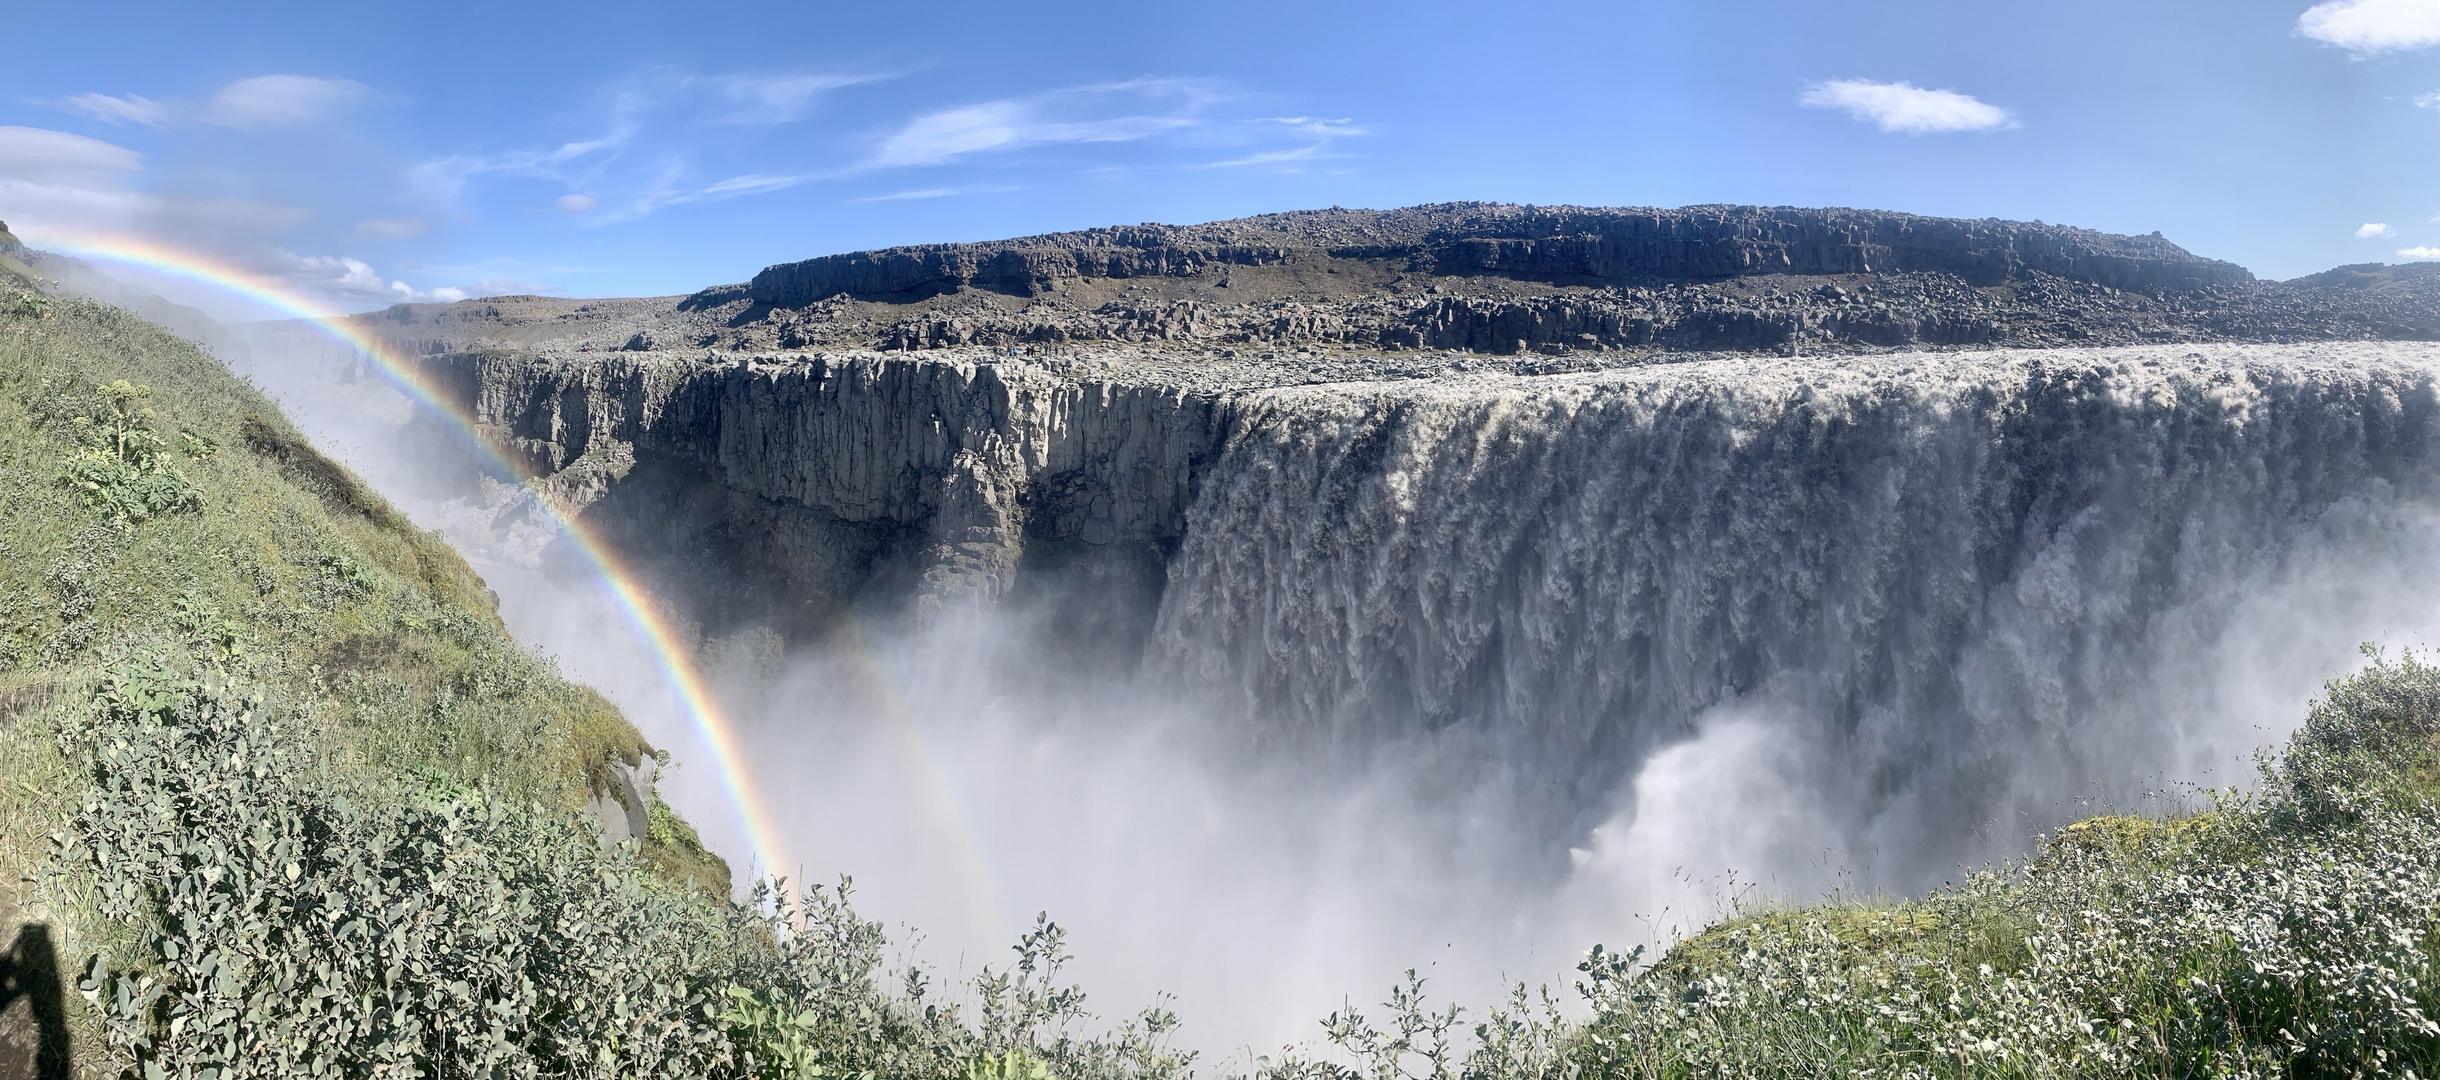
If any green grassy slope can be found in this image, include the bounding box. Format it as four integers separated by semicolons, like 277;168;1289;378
0;292;729;1070
0;295;698;856
0;278;1187;1080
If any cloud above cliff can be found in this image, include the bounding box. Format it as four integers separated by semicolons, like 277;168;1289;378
1799;79;2017;134
870;78;1220;167
2298;0;2440;53
402;70;1353;225
403;67;888;222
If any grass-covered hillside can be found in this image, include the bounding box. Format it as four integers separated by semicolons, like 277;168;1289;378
10;254;2440;1078
0;284;1181;1079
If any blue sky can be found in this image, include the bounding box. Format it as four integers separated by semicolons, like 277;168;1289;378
2;0;2434;313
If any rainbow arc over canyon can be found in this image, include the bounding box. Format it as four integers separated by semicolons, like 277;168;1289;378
27;230;794;881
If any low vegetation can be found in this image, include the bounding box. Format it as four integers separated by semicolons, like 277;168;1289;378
12;290;2440;1077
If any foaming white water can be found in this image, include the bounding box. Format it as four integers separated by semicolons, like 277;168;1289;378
221;322;2440;1057
1157;350;2440;891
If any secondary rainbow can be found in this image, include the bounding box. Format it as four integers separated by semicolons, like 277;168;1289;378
24;229;794;881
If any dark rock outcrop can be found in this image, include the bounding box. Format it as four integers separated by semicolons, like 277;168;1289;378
748;204;2252;307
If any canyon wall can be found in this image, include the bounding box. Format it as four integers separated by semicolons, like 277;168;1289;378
421;339;2440;875
426;349;1228;632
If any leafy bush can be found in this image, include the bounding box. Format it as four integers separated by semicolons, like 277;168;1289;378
58;663;1193;1080
57;379;204;528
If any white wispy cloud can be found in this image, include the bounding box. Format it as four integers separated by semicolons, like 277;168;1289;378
1799;79;2016;134
2401;245;2440;258
57;75;372;131
699;173;813;197
403;80;673;207
199;75;371;128
401;70;1327;226
871;78;1220;167
712;73;877;124
0;125;144;184
0;123;465;312
62;92;169;128
852;184;1017;202
2298;0;2440;53
270;251;469;304
1197;116;1367;167
405;68;873;222
2357;222;2396;238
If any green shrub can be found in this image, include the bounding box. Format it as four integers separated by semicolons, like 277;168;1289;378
4;289;49;319
58;379;205;528
58;663;1193;1080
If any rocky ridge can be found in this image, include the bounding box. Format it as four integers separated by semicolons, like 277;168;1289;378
366;203;2436;365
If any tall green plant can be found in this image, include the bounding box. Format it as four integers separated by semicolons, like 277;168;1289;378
58;380;204;528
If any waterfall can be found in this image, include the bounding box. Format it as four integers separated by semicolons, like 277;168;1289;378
1154;343;2440;886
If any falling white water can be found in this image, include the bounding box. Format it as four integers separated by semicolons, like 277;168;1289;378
218;319;2440;1059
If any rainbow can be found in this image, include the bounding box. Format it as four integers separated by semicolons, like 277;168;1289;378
23;229;795;882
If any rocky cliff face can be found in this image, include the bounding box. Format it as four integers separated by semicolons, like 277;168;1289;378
747;204;2253;304
367;202;2439;650
410;335;2440;870
366;203;2440;868
426;347;1229;637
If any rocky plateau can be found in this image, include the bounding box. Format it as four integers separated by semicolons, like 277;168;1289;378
352;203;2440;660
